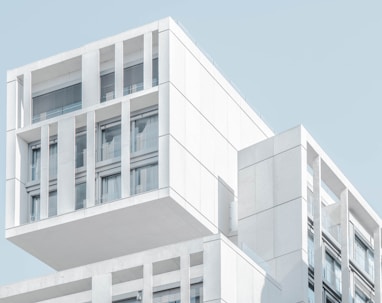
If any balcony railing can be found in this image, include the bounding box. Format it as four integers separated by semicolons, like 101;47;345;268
32;101;81;123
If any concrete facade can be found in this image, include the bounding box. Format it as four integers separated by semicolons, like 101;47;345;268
2;17;381;303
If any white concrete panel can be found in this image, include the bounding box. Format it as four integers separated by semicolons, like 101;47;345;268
274;147;303;205
5;179;15;229
169;84;185;143
203;238;221;302
86;111;96;207
273;126;302;155
92;274;112;303
180;255;190;303
200;167;217;226
199;66;215;124
16;135;29;184
236;257;253;302
6;131;16;180
227;145;238;194
255;158;274;213
58;117;75;214
7;80;16;131
40;125;50;219
23;71;31;127
238;137;274;171
275;250;306;303
143;263;153;303
238;165;256;220
115;41;124;98
274;199;303;257
239;110;268;150
121;100;130;198
143;32;153;90
185;99;201;161
239;210;275;262
185;151;201;211
212;83;228;140
221;241;237;303
214;135;228;188
199;117;216;173
158;30;169;84
184;49;201;111
159;82;170;137
169;138;185;198
82;50;100;108
158;135;169;189
252;266;266;302
169;32;185;93
227;97;240;148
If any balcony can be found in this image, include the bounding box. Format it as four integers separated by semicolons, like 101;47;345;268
32;83;82;123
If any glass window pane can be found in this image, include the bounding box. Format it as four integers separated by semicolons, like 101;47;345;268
31;147;41;181
101;124;121;161
101;174;121;203
101;72;115;102
130;164;158;195
30;195;40;222
49;143;58;178
76;133;87;168
75;183;86;210
123;63;143;95
48;191;57;217
131;114;158;155
152;57;158;86
32;83;82;123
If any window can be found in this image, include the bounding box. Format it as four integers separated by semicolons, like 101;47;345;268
190;283;203;303
75;182;86;210
100;122;121;161
124;63;143;95
355;290;373;303
324;292;340;303
32;83;82;123
131;113;158;155
354;235;374;279
308;232;314;268
307;187;314;218
130;163;158;195
308;283;315;303
48;191;57;217
152;57;158;86
30;143;41;181
323;252;341;293
153;287;180;303
49;141;58;179
29;194;40;222
76;132;87;168
101;72;115;102
101;173;121;203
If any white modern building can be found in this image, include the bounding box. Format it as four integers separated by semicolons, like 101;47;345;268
1;17;381;303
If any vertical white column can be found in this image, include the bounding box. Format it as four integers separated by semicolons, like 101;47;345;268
374;228;381;303
313;156;323;303
143;263;153;303
7;80;17;131
87;111;96;207
144;32;153;90
92;274;112;303
58;117;75;214
40;125;50;219
340;189;351;303
23;71;31;126
82;50;100;108
180;255;190;303
203;237;222;302
121;100;130;198
115;41;124;98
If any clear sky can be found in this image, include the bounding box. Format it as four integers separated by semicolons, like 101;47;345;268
0;0;381;285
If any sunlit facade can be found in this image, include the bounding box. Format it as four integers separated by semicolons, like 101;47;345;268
2;17;380;303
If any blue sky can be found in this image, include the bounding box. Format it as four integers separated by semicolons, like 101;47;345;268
0;0;381;285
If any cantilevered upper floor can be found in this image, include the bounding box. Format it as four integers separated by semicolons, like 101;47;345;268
5;17;273;270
